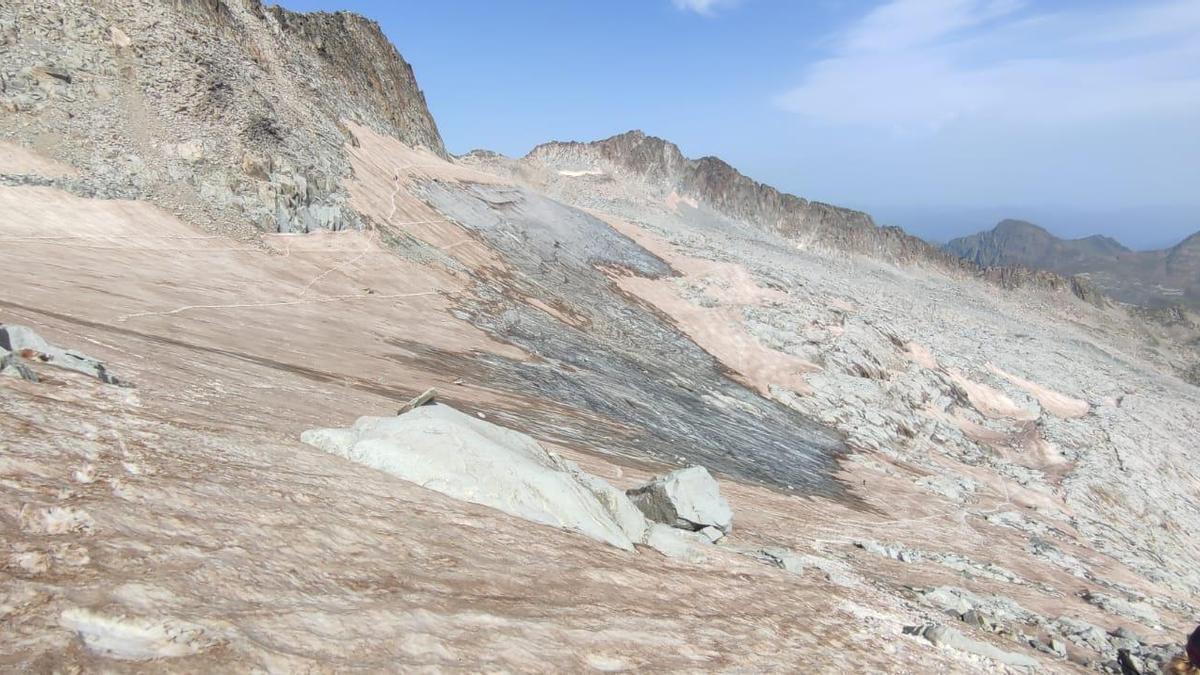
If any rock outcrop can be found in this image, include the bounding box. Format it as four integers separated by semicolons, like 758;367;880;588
907;623;1041;668
1;0;443;235
0;324;123;384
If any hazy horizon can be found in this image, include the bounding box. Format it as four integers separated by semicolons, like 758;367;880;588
281;0;1200;249
865;203;1200;251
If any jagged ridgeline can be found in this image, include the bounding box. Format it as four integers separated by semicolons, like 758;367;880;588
524;131;1110;305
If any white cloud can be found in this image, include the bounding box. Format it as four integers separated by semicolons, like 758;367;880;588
672;0;739;16
775;0;1200;132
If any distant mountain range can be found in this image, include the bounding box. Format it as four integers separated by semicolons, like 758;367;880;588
946;219;1200;308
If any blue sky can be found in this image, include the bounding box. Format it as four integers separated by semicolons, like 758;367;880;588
280;0;1200;248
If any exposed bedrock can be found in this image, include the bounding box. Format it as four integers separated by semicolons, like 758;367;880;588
415;180;848;495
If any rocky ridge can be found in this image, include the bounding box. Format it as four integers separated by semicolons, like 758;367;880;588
1;0;443;235
517;131;1110;306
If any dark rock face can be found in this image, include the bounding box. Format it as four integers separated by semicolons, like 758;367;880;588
266;7;445;157
947;219;1131;269
152;0;444;157
948;220;1200;308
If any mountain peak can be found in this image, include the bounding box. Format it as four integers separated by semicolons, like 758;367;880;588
1172;229;1200;250
947;218;1200;306
992;219;1051;236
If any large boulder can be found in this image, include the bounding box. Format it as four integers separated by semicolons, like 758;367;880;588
626;466;733;534
564;463;648;544
300;404;644;550
643;523;712;564
911;624;1040;668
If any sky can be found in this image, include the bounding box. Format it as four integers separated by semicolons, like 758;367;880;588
279;0;1200;249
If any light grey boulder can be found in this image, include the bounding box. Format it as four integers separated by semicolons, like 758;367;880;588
300;404;638;550
0;325;122;385
626;466;733;533
563;461;648;545
756;546;806;574
1081;591;1160;626
644;523;711;563
914;624;1040;668
1052;616;1113;654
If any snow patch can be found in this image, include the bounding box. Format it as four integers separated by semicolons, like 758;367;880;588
60;609;220;660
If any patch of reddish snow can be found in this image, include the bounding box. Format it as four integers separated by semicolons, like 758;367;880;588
988;365;1089;419
665;191;699;212
0;141;79;178
946;369;1038;421
905;342;939;370
596;213;818;396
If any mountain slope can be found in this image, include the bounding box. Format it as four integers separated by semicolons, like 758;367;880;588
947;219;1200;307
511;131;1110;307
3;2;1200;672
527;131;964;265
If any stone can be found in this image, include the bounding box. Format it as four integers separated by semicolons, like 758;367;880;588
0;325;122;385
396;387;437;415
1117;648;1144;675
918;586;1040;626
173;141;204;163
31;65;70;84
919;624;1040;668
1053;616;1113;654
922;587;975;616
241;153;272;181
626;466;733;533
643;523;711;563
961;609;993;631
109;25;132;49
756;546;805;574
565;461;648;545
301;404;638;550
1082;591;1160;626
1111;627;1141;642
698;525;724;543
